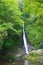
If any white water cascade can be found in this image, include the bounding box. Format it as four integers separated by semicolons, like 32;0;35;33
23;23;29;55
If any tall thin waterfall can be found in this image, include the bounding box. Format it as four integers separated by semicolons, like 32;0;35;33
23;23;29;54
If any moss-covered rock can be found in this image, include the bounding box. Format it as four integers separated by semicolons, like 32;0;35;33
26;52;40;62
26;49;43;63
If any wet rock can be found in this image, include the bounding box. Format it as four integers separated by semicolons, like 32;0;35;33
13;62;15;64
40;43;43;49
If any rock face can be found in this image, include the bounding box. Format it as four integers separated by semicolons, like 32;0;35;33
15;47;26;61
40;43;43;49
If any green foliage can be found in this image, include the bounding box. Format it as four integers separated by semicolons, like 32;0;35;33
30;52;40;57
23;0;43;49
0;0;23;56
35;0;43;3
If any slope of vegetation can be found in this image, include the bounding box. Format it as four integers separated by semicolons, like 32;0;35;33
22;0;43;49
0;0;23;59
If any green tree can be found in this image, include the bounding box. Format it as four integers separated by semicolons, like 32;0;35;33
0;0;23;56
23;0;43;49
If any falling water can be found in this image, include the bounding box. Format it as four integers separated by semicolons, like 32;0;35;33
23;23;29;54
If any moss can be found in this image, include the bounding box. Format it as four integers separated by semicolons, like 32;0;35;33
26;52;40;62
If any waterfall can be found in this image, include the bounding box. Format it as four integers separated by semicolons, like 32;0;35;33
23;23;29;54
